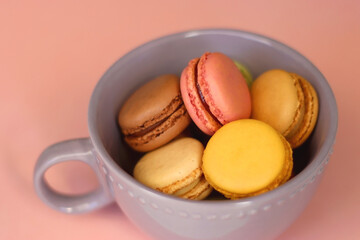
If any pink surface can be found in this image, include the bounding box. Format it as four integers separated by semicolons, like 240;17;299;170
1;1;359;239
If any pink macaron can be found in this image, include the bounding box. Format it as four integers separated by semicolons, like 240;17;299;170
180;52;251;135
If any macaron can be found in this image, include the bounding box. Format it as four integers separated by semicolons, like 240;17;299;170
180;52;251;136
133;137;212;200
251;69;319;148
118;74;191;152
202;119;293;199
233;60;253;88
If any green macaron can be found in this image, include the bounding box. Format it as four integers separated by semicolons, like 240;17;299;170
233;60;253;88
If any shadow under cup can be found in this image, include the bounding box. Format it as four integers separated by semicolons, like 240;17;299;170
88;29;337;240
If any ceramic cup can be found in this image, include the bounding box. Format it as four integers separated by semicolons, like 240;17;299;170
34;29;338;240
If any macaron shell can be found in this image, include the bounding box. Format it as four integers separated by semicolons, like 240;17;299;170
251;69;305;136
180;58;222;135
202;119;293;199
133;137;203;194
197;52;251;125
221;134;293;199
287;73;319;148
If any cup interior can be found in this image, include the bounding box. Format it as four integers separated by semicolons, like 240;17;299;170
89;29;337;194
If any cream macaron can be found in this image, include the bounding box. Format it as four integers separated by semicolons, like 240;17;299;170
133;137;212;200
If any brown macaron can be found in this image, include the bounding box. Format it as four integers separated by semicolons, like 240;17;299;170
118;74;191;152
251;69;319;148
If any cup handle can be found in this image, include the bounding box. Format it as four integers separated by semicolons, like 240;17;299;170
34;138;114;214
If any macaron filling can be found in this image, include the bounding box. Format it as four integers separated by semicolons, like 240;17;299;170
170;172;201;196
179;176;213;200
195;69;222;127
180;57;222;135
125;101;185;138
123;95;188;145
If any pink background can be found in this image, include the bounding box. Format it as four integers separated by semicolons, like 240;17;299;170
1;0;359;239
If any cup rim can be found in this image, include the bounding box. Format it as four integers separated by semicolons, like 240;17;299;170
88;28;338;206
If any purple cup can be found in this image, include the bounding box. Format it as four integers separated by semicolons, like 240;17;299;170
34;29;338;240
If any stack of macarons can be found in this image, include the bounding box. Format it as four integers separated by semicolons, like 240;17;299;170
118;51;319;200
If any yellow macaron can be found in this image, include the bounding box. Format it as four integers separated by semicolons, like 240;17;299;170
202;119;293;199
250;69;319;148
133;137;212;200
